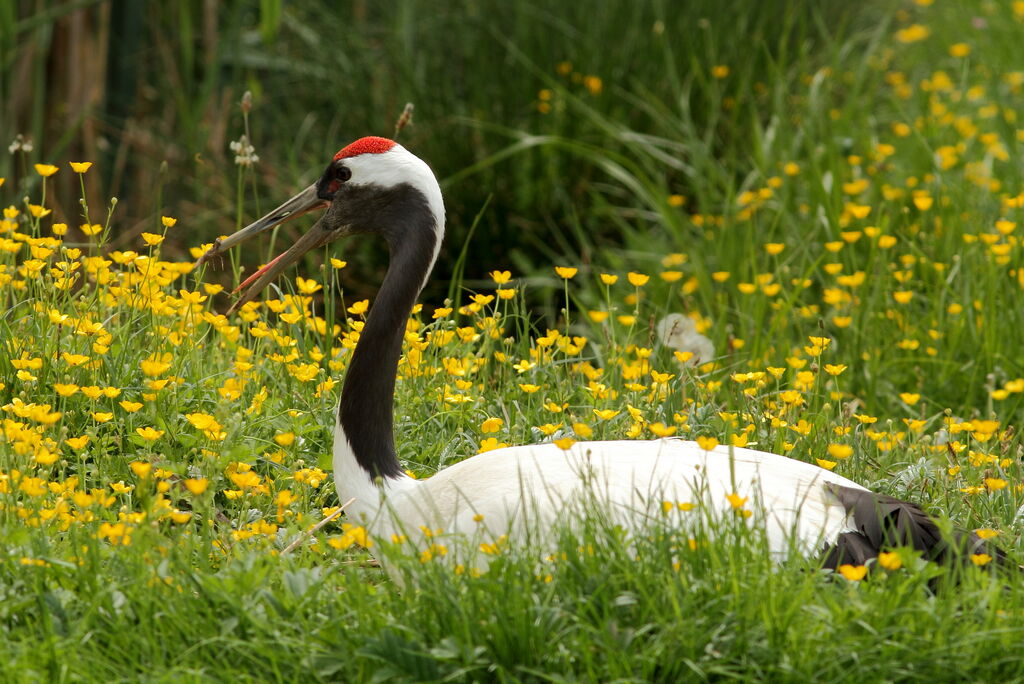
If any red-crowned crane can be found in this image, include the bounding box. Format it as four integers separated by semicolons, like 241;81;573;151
197;136;994;572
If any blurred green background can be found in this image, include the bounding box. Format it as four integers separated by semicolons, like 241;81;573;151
1;0;855;305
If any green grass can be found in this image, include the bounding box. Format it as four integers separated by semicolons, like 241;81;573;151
4;0;1024;680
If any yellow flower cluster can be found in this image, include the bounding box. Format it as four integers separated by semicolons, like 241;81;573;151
4;5;1023;581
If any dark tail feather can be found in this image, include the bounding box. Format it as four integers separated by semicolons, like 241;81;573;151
821;531;879;568
820;483;1007;570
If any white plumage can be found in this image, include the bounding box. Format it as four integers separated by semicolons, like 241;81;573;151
335;421;867;566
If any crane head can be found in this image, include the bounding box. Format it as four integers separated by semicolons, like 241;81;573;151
194;136;444;314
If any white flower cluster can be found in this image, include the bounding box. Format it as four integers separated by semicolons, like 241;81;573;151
8;134;33;154
656;313;715;366
229;134;259;167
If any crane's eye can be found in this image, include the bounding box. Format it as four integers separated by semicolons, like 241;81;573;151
318;162;351;200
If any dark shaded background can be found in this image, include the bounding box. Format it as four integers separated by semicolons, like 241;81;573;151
2;0;847;307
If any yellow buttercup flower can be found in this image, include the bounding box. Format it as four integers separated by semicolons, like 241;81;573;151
183;478;209;495
554;266;577;279
877;552;902;570
170;511;192;524
827;444;853;460
838;564;868;581
480;417;504;433
948;43;970;58
65;435;90;450
846;203;871;219
912;195;933;211
136;427;164;441
186;413;219;431
140;353;173;377
53;383;80;397
696;435;719;451
69;162;93;173
995;219;1016;235
34;163;59;177
895;24;929;44
294;276;322;295
573;422;593;438
627;272;650;287
178;289;207;305
130;461;153;478
477;437;508;453
649;422;676;437
62;353;90;367
725;492;747;509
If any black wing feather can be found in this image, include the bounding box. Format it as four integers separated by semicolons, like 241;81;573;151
821;483;1005;570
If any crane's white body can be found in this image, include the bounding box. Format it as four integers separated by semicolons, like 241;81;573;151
323;144;871;565
334;421;868;565
213;137;897;571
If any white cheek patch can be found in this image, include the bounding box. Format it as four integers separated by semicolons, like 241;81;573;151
346;145;446;269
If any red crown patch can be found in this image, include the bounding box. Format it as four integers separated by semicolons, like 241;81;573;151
333;136;397;160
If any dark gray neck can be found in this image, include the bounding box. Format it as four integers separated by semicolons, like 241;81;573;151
337;185;438;480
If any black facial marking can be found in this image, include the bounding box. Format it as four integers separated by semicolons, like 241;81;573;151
335;182;439;480
317;161;352;201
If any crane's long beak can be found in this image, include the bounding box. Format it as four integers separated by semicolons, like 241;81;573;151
225;214;338;315
193;183;326;267
192;182;340;314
